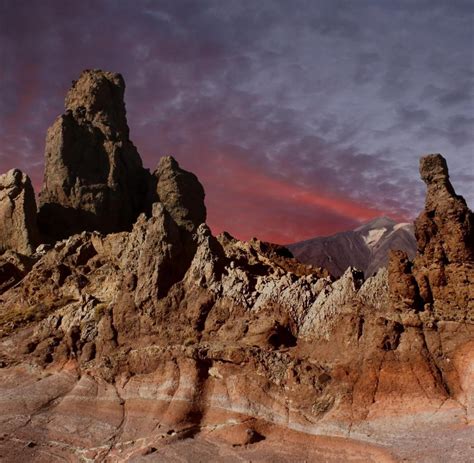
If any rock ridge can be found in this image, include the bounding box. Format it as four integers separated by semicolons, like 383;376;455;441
0;70;471;462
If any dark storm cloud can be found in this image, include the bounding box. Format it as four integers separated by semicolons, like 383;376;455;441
0;0;472;242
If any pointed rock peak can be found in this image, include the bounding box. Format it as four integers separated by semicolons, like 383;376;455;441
65;69;126;124
38;69;150;242
154;156;206;233
157;155;180;170
412;153;473;315
355;216;396;233
419;153;450;186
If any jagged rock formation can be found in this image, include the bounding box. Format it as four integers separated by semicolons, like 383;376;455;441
154;156;206;233
289;216;416;278
0;70;472;463
0;169;40;255
1;70;207;255
38;69;152;241
412;154;474;319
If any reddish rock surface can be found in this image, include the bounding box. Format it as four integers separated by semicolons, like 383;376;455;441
412;153;474;320
0;71;472;463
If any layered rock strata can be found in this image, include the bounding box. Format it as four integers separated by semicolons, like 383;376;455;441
0;153;471;462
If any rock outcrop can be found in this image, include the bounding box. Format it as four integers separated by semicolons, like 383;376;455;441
0;70;472;463
415;153;473;265
38;69;152;241
412;154;473;319
0;169;40;255
154;156;206;233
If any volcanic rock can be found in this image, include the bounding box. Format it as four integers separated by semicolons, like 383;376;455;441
416;154;473;263
153;156;206;233
0;251;35;295
0;71;472;463
412;154;473;319
38;69;152;241
0;169;40;255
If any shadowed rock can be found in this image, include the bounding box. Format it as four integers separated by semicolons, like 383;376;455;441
38;69;152;241
0;169;40;255
154;156;206;233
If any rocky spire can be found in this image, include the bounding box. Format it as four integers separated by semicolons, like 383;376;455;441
154;156;206;233
415;153;473;264
389;154;473;318
0;169;40;255
38;69;152;241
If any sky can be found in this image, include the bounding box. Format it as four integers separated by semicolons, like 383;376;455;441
1;0;473;244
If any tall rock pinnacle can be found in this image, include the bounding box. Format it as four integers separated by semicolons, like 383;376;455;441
0;169;40;255
390;153;474;318
38;69;151;241
415;153;473;264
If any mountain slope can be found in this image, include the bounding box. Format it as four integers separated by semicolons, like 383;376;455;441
288;216;416;277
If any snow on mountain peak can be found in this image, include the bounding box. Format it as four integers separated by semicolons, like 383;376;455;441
393;222;412;232
363;227;387;248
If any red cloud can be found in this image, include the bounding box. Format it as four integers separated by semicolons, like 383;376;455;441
197;157;403;243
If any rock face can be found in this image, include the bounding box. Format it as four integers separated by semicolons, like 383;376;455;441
0;169;40;255
415;154;473;264
0;72;472;463
154;156;206;233
289;216;416;278
38;69;152;241
408;154;472;320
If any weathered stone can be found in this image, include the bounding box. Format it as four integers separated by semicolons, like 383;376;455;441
0;251;35;294
387;249;422;310
415;153;473;263
38;69;152;241
0;75;472;463
0;169;40;255
154;156;206;233
412;154;473;319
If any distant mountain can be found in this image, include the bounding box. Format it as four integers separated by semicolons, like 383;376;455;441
288;216;416;277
